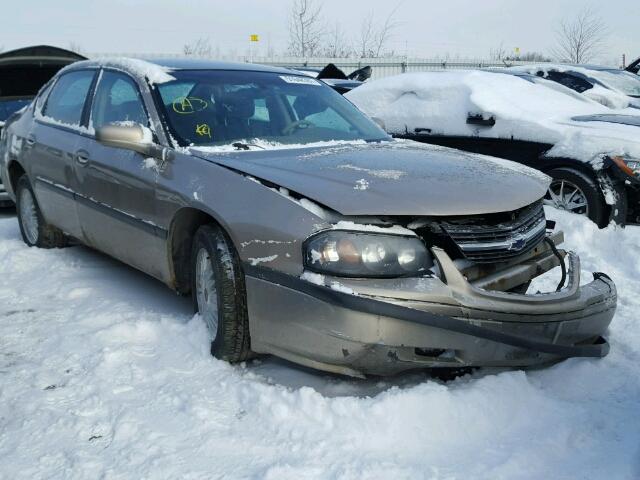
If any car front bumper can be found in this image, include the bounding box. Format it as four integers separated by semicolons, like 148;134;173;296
245;243;616;377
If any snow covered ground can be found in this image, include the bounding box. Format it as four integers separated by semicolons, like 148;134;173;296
0;207;638;479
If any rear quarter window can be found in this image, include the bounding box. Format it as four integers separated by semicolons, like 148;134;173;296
42;70;96;126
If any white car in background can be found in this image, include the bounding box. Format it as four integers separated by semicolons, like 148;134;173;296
507;64;640;110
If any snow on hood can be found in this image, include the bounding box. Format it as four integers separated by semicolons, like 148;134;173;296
192;140;550;217
346;70;640;164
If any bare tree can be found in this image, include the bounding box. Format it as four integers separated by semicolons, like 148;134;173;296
552;8;608;64
357;4;401;58
183;38;213;57
357;11;376;58
287;0;323;57
321;22;352;58
373;4;401;57
518;51;552;62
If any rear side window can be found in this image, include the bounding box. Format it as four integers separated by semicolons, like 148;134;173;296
91;71;148;129
42;70;95;126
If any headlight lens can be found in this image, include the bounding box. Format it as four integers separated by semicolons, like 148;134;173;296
304;231;432;277
612;156;640;179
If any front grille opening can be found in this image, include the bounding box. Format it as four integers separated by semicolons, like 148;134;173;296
417;200;547;264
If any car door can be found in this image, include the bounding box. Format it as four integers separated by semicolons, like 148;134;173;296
28;69;97;239
74;69;166;279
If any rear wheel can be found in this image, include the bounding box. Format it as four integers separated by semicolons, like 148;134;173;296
16;175;67;248
190;224;251;362
543;168;607;227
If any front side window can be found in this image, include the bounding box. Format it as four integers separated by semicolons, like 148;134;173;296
155;70;388;147
42;70;95;126
91;71;148;129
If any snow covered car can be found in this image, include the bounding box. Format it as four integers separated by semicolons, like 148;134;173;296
288;63;371;94
506;64;640;109
346;70;640;227
0;45;86;206
0;58;617;377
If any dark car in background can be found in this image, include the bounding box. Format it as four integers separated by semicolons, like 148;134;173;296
0;45;86;205
288;63;371;94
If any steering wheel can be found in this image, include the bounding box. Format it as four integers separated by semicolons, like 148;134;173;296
282;119;314;135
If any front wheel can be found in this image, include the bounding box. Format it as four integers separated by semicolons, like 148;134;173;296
543;168;608;227
15;175;67;248
190;224;251;362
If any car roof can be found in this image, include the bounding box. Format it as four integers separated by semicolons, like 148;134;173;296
67;57;295;75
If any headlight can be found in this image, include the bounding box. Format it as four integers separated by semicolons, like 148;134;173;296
304;230;432;278
612;156;640;179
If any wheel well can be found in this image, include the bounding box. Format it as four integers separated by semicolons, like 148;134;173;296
7;160;26;193
168;207;225;295
538;158;599;180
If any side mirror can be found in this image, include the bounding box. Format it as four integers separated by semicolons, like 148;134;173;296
96;123;173;162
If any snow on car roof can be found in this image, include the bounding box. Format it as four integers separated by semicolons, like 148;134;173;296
66;57;295;85
345;70;640;163
508;64;640;108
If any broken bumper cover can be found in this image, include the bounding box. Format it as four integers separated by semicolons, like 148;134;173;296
245;251;616;377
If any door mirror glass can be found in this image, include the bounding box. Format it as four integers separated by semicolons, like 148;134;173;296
96;123;173;163
96;123;152;154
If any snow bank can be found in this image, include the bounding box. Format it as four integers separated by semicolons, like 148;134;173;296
346;70;640;163
0;210;638;479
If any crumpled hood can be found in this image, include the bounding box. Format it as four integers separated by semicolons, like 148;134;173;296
192;142;550;217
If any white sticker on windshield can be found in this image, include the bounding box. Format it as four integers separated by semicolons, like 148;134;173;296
279;75;321;86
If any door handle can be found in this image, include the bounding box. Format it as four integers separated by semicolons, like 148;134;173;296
75;150;90;166
25;135;36;147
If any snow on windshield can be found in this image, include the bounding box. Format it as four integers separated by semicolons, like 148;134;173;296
346;70;640;163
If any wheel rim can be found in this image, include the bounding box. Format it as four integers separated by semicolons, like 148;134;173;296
543;179;589;216
195;247;219;340
19;187;39;244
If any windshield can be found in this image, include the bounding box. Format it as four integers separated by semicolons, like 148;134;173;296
155;70;388;147
0;98;32;122
590;70;640;97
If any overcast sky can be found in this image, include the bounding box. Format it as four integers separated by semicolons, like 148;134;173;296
2;0;638;64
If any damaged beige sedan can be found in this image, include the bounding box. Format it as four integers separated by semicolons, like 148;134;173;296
0;58;616;377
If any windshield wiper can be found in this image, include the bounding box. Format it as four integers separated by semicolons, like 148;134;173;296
233;142;265;151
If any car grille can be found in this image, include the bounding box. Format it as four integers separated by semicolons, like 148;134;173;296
439;201;547;263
